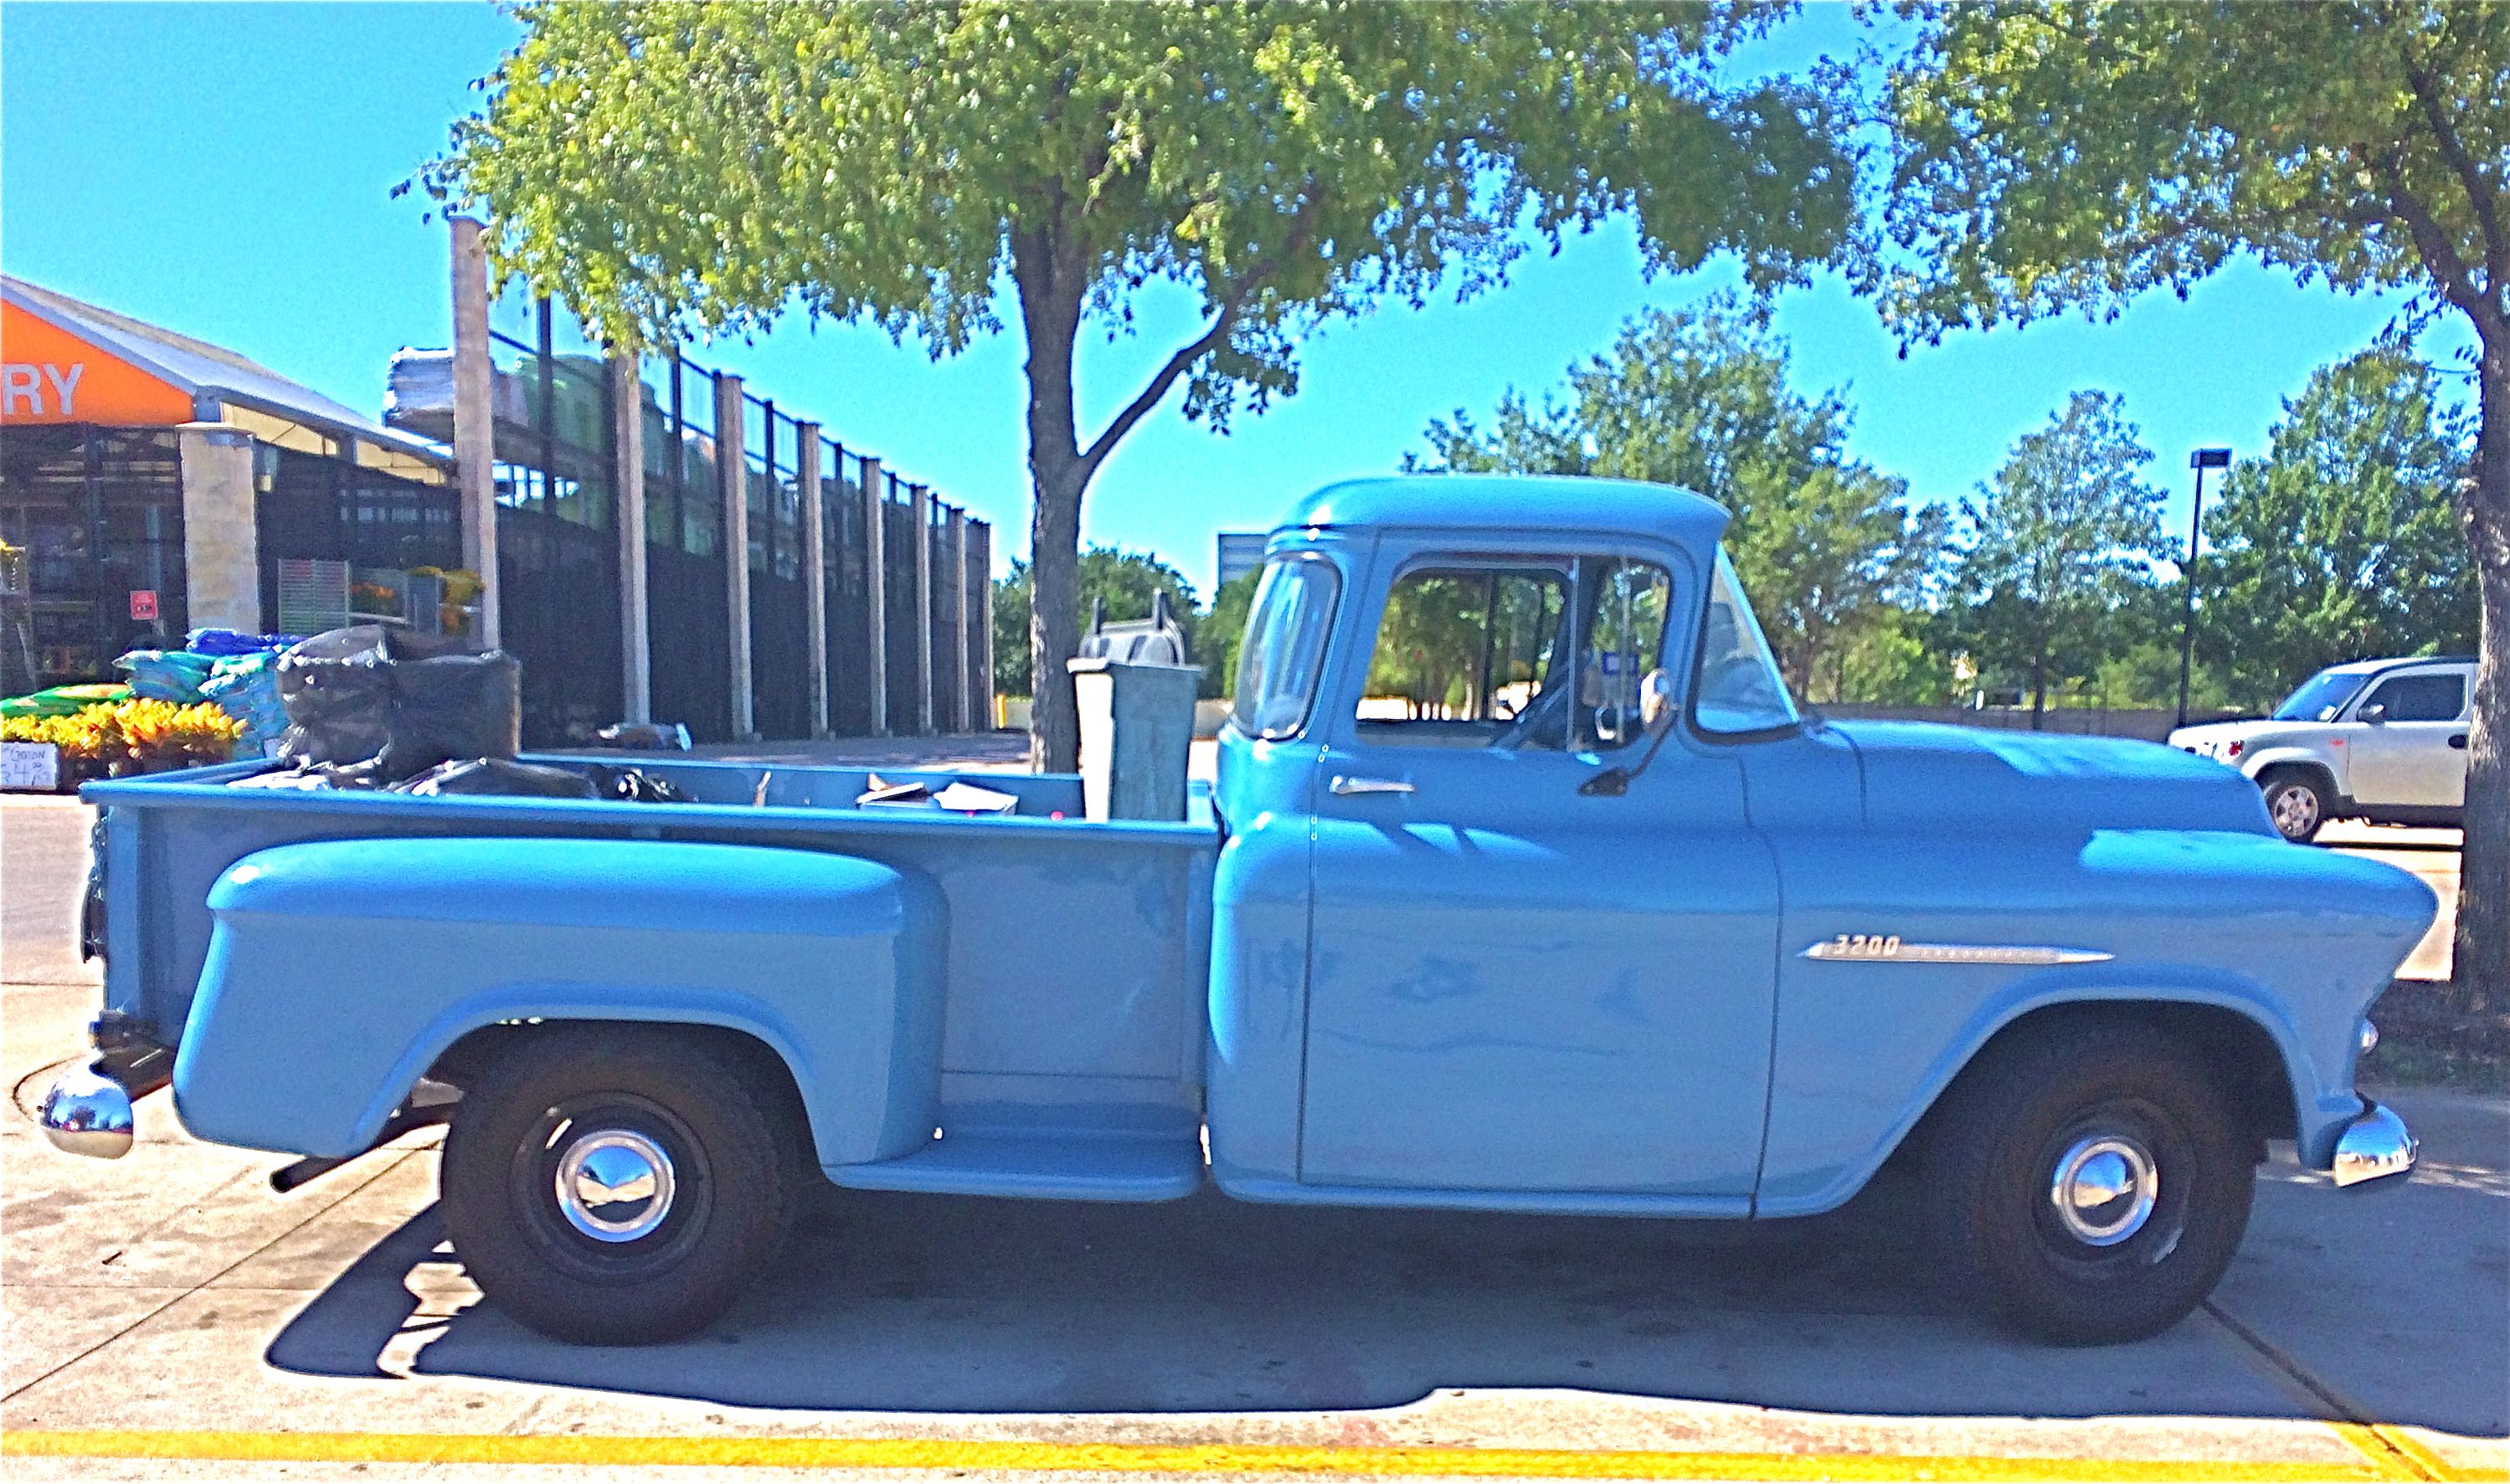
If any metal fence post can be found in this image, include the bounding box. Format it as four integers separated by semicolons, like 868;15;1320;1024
860;456;887;736
716;372;753;739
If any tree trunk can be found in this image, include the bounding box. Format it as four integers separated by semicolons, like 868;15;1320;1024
1014;228;1090;774
2029;624;2049;730
2446;330;2507;1015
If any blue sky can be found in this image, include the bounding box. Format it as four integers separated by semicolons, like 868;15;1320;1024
3;3;2474;596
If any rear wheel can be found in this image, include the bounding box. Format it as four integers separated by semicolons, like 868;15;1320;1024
1921;1019;2255;1344
2259;770;2329;843
441;1026;800;1344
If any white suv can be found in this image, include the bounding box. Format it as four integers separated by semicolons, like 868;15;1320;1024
2168;657;2477;843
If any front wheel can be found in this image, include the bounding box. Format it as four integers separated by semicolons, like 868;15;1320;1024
2259;771;2328;843
1921;1020;2255;1344
441;1026;802;1344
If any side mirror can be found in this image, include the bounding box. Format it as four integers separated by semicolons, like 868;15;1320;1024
1579;669;1679;797
2358;703;2388;725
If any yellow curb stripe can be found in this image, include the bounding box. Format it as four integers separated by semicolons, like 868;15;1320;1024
0;1429;2402;1481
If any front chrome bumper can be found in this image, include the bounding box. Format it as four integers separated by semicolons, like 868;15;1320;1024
2331;1100;2417;1188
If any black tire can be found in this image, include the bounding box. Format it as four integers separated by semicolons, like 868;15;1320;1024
441;1026;801;1345
1920;1019;2255;1345
2258;770;2329;843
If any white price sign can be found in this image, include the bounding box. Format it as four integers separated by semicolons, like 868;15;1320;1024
1;742;62;792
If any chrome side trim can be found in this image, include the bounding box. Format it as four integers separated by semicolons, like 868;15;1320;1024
2332;1101;2416;1188
1799;939;2114;966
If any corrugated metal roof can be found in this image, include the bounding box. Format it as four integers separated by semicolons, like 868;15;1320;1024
2;275;450;463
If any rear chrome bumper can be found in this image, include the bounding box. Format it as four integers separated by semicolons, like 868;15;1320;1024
39;1060;140;1158
38;1014;172;1161
2331;1101;2416;1188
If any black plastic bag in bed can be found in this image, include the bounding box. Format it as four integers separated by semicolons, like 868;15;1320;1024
275;628;395;765
377;650;522;778
389;757;598;798
274;626;521;778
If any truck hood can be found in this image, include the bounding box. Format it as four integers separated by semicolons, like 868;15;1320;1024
1828;720;2276;836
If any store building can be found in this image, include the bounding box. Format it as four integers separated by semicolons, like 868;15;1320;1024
2;258;991;747
1;276;459;691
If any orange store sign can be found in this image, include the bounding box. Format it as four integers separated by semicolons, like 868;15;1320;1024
0;300;195;426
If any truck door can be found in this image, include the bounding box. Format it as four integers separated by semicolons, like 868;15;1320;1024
1298;549;1781;1199
2345;667;2471;809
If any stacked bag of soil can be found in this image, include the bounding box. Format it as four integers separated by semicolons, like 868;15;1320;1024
241;626;523;788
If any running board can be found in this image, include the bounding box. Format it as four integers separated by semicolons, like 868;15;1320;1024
827;1105;1204;1203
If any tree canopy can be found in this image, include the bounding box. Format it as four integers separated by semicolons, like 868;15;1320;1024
1953;391;2168;720
422;1;1855;768
1412;295;1942;697
2198;345;2479;705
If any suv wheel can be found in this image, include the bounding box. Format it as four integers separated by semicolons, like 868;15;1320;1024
441;1026;802;1344
1921;1019;2255;1344
2259;771;2327;843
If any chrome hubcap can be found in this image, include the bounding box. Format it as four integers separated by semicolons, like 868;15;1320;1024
2049;1133;2158;1247
2271;786;2318;834
553;1129;676;1242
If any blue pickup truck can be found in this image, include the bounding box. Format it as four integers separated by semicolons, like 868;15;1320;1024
42;475;2427;1348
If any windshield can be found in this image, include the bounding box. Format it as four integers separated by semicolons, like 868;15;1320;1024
2271;669;2370;722
1691;548;1800;735
1229;555;1340;740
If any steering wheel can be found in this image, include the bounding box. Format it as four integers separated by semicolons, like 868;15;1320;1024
1492;681;1571;750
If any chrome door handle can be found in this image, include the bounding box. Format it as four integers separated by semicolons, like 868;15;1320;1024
1330;775;1415;797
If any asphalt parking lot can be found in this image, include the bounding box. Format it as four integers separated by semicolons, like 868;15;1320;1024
3;793;2503;1482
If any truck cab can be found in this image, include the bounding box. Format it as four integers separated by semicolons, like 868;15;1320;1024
44;475;2431;1351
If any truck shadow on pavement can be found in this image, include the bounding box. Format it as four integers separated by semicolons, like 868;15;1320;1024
263;1167;2509;1435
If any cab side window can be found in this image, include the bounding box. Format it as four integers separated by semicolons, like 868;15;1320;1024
2360;673;2466;723
1356;565;1569;747
1352;557;1673;752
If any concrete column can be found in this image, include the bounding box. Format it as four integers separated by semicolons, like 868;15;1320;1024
861;458;887;735
971;521;994;728
450;217;501;647
716;372;754;740
174;423;260;633
609;354;651;722
795;421;830;737
946;505;971;732
911;480;934;735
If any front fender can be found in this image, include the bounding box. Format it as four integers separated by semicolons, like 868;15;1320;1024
2237;746;2339;790
171;836;946;1166
1754;968;2322;1219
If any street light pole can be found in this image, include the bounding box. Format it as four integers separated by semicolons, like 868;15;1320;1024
2176;447;2233;730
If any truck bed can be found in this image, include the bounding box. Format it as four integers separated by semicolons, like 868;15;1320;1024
84;755;1221;1189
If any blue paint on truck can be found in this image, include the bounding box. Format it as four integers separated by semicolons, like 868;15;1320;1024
46;475;2430;1347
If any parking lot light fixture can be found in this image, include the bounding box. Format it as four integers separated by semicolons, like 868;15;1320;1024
2178;447;2235;730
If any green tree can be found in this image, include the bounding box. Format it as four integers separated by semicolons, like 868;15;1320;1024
421;2;1853;772
2197;346;2479;707
1196;570;1262;702
1877;0;2508;1001
1412;296;1942;695
990;546;1197;697
1954;391;2168;724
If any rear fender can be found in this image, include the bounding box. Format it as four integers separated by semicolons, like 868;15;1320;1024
170;836;947;1166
